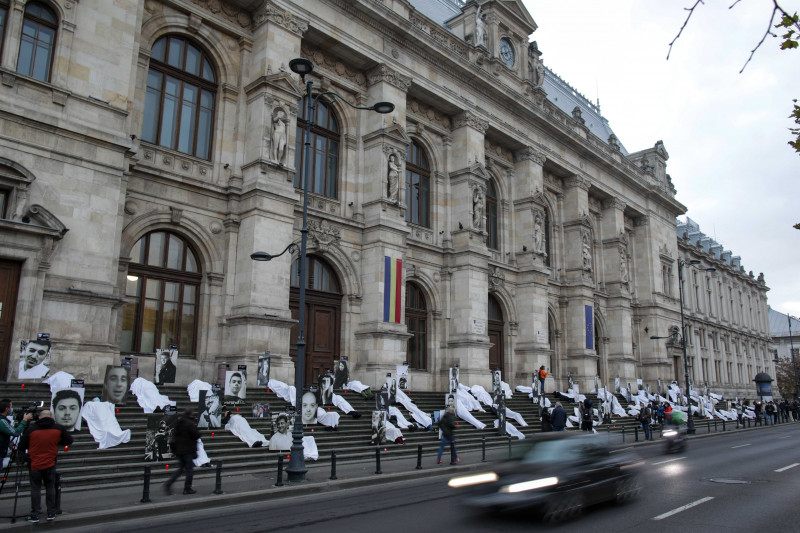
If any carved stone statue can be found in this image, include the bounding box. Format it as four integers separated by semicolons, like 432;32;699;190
271;108;288;164
472;187;485;230
619;245;629;284
582;233;593;272
528;41;544;88
475;5;486;48
533;213;545;254
387;152;400;202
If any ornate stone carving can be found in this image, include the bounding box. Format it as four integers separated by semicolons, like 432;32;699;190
484;139;512;163
619;244;629;287
308;219;341;251
488;266;505;291
271;107;288;164
564;175;590;191
367;65;411;92
528;41;545;88
581;229;593;280
472;184;486;231
533;210;546;255
608;133;621;152
170;206;182;225
513;146;545;165
190;0;251;28
605;197;626;212
301;44;366;87
254;2;307;34
453;111;488;133
386;149;401;202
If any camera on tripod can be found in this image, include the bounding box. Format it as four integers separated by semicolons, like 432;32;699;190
14;401;44;423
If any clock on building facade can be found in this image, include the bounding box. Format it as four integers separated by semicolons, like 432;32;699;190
499;38;515;67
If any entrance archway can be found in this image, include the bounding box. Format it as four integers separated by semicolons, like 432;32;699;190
488;294;504;372
290;256;342;386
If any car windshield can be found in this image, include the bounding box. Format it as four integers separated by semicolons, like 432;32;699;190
519;438;607;465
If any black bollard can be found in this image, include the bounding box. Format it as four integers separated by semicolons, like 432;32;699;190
330;450;338;480
622;426;625;443
141;465;152;503
415;445;423;470
375;447;382;474
715;420;718;432
707;421;710;433
722;419;726;432
634;426;639;442
275;454;284;487
213;460;223;494
481;436;486;463
508;436;512;459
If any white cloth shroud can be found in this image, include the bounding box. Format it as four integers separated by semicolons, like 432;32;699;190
470;385;494;407
384;420;403;442
187;380;213;403
457;387;484;412
80;402;131;449
494;419;525;440
504;407;527;426
268;379;296;406
193;439;210;467
395;389;432;427
316;407;340;427
130;377;174;413
43;371;75;391
388;406;412;428
344;380;371;394
332;393;354;414
225;414;268;447
457;404;486;429
501;381;513;398
303;436;319;460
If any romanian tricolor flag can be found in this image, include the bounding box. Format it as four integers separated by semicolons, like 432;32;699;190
383;256;402;323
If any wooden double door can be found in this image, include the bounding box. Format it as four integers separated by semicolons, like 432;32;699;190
0;261;21;381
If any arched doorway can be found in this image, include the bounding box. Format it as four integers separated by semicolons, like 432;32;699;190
290;256;342;386
593;313;603;382
488;294;504;371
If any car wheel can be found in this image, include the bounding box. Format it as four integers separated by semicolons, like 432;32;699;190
615;476;641;504
542;492;583;523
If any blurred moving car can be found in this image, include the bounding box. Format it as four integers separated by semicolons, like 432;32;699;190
448;433;643;522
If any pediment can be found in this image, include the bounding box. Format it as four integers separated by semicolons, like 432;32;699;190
496;0;537;31
21;204;68;237
245;71;304;100
362;123;411;147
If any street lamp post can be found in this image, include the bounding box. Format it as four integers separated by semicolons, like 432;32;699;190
251;58;393;482
651;258;715;435
787;314;800;399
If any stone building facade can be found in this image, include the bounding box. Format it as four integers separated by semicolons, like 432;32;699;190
0;0;769;396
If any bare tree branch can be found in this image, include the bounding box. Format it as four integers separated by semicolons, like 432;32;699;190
667;0;704;60
739;6;780;73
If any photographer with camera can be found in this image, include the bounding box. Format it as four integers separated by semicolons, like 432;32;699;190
19;409;72;523
0;399;32;469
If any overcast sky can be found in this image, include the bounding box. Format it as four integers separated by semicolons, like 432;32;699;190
523;0;800;319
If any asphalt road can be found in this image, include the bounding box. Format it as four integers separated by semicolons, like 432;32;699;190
61;424;800;532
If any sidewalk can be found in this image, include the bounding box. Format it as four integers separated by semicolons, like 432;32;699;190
0;420;788;529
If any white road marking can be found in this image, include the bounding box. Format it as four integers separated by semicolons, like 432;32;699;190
779;435;792;439
775;463;800;473
653;497;715;521
652;457;686;465
731;444;751;449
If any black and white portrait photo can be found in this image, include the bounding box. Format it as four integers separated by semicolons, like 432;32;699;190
385;374;396;405
449;366;460;393
144;414;177;461
252;403;269;418
376;386;390;411
101;365;130;405
333;357;349;390
396;364;409;391
268;412;293;451
224;370;246;402
302;389;318;425
154;347;178;384
371;410;387;445
51;387;84;432
18;337;51;379
445;392;458;413
197;389;222;429
491;369;502;403
317;374;334;406
257;352;270;387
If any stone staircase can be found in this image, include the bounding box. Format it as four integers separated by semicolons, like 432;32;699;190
0;383;665;496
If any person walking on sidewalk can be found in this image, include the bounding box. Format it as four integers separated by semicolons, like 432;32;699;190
19;409;73;523
639;403;652;440
436;406;460;465
164;408;201;495
551;402;567;431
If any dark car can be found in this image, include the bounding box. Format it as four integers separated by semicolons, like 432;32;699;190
448;433;643;522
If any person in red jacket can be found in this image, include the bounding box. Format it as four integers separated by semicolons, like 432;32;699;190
19;409;73;523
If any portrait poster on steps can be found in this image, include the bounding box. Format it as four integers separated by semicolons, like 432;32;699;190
18;337;51;379
396;363;409;391
257;352;270;387
333;356;349;389
197;389;223;429
144;413;177;461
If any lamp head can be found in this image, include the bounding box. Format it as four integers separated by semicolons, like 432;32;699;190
371;101;395;114
689;259;701;265
289;58;314;77
250;251;274;262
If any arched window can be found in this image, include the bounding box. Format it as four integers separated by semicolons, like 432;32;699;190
405;282;427;369
122;231;201;356
0;0;9;60
294;98;340;198
405;142;430;227
290;255;341;292
486;180;498;250
142;36;217;159
17;2;57;82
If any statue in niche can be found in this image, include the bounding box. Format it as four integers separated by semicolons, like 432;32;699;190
387;152;400;202
533;213;546;254
582;233;593;272
472;187;485;230
271;108;288;164
528;41;545;88
475;5;486;47
619;245;629;284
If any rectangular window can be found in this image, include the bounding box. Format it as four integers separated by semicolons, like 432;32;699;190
142;71;163;143
159;76;180;149
0;4;7;59
177;84;197;154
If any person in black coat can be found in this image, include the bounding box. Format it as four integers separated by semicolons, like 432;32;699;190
163;409;200;495
551;402;567;431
